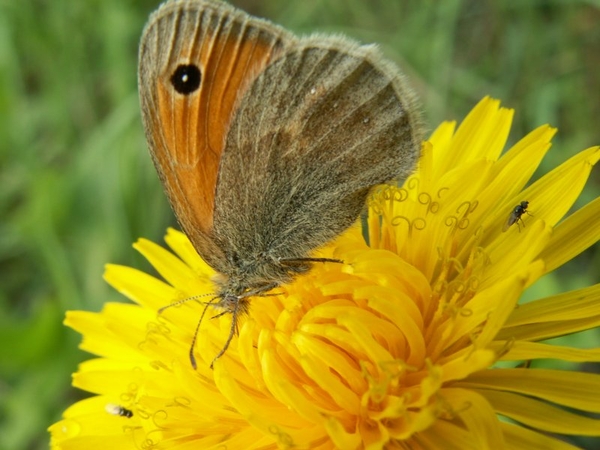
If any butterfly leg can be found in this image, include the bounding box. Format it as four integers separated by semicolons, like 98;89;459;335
210;296;242;369
189;298;219;369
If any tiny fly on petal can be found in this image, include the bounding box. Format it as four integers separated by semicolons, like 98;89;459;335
503;200;531;232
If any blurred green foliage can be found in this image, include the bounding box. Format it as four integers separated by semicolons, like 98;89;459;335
0;0;598;448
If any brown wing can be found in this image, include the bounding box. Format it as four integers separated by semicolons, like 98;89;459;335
213;36;422;273
137;0;290;269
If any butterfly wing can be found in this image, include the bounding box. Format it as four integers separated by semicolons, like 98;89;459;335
213;37;422;269
138;0;290;270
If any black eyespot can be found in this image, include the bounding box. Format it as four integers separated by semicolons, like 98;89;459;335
170;64;201;95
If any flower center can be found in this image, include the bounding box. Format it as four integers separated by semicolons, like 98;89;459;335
369;183;491;360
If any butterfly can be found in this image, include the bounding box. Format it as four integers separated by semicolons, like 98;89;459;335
138;0;423;367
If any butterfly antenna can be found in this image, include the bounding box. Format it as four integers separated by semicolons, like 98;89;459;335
189;297;218;370
210;297;240;369
158;292;213;315
279;257;344;265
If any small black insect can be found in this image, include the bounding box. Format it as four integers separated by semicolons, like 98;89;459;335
503;200;531;232
105;403;134;418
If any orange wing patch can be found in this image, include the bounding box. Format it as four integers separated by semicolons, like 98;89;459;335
153;16;285;238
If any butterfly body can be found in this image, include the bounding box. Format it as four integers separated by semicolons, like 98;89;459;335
138;0;422;366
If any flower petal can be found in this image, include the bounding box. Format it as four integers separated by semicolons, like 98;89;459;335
518;146;600;228
415;418;479;450
103;264;176;310
501;284;600;328
481;389;600;435
442;388;504;448
540;195;600;273
435;97;513;177
458;368;600;413
133;238;214;296
65;306;152;362
500;422;580;450
496;341;600;362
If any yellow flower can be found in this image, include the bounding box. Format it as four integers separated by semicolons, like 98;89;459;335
50;97;600;449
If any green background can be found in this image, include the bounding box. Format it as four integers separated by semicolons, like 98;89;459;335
1;0;599;448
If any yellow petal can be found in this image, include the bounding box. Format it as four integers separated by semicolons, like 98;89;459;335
496;340;600;362
65;307;151;362
103;264;176;310
518;146;600;228
133;238;213;295
415;419;480;450
503;284;600;327
540;195;600;273
458;368;600;412
442;388;504;449
500;422;580;450
482;389;600;435
324;416;361;450
436;97;513;176
164;227;211;273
